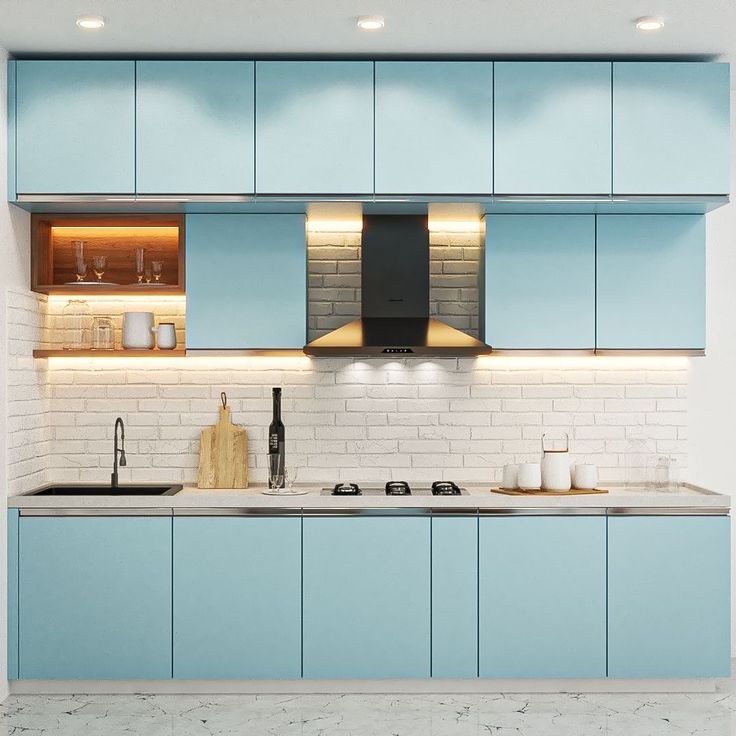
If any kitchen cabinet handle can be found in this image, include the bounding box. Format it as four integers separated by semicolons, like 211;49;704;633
18;508;173;517
173;507;301;517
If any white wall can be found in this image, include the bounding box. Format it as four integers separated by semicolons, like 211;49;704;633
0;48;31;698
688;89;736;652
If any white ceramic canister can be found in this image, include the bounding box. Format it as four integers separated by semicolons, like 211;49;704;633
155;323;177;350
572;464;599;490
122;312;155;350
502;464;519;490
540;433;572;492
517;463;541;491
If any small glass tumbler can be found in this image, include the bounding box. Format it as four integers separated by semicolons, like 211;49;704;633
91;317;114;350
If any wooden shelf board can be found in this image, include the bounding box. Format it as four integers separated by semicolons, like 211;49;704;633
38;285;184;296
33;349;187;359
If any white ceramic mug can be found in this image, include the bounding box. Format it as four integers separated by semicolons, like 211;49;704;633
122;312;155;350
572;464;599;490
155;323;177;350
517;463;541;491
502;464;519;489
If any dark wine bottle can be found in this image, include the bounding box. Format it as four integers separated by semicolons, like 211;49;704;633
268;387;285;489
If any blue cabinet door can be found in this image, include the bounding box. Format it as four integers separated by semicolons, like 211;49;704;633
303;515;431;678
174;516;301;679
19;516;172;679
7;510;19;680
432;514;478;678
186;214;306;349
479;516;606;678
613;62;730;195
494;62;611;195
596;215;705;350
608;516;730;678
256;61;374;194
375;62;493;194
484;215;595;349
136;61;254;194
15;61;135;194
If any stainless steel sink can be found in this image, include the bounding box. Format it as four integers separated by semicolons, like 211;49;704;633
26;484;183;496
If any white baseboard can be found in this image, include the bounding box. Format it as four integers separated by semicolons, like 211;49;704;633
9;678;718;695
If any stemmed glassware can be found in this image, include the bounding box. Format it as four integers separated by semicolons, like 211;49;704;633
92;255;107;283
73;240;88;282
135;247;146;284
151;260;163;283
268;453;285;491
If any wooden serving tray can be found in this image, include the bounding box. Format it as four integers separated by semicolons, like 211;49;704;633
492;487;609;496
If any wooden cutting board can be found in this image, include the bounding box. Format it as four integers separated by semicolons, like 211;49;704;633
197;395;248;489
492;487;608;496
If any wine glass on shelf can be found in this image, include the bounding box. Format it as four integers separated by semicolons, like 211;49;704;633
135;247;145;284
92;255;107;283
151;260;163;283
73;240;87;282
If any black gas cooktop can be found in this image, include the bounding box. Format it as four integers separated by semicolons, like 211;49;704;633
323;481;467;496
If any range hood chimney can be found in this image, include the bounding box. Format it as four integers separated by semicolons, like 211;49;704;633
304;215;491;356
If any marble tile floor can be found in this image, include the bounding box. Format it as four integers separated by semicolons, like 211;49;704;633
3;683;736;736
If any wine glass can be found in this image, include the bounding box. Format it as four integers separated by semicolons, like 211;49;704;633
151;260;163;283
268;453;285;491
73;240;87;282
92;255;107;283
135;247;145;284
284;467;298;494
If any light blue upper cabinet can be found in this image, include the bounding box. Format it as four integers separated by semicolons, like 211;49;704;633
609;515;731;678
136;61;254;194
596;215;705;350
375;62;493;194
485;215;595;349
479;516;607;678
494;62;612;195
432;515;478;678
186;214;306;349
174;516;301;679
255;61;374;194
303;515;431;678
613;62;730;195
19;516;172;679
15;61;135;194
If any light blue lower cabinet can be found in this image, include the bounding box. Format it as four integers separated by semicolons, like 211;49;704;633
7;509;19;680
608;515;731;678
303;514;431;678
432;514;478;678
173;516;302;679
479;515;607;678
19;516;172;679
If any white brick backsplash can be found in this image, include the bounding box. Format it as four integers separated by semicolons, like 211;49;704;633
4;279;691;489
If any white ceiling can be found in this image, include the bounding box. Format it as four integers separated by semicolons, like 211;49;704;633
0;0;734;69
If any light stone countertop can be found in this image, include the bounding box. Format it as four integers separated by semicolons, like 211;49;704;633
7;482;731;511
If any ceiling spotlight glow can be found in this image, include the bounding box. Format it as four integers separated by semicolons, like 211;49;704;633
635;15;664;31
357;15;385;31
76;14;105;30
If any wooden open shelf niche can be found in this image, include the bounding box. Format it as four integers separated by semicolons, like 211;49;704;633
32;214;185;295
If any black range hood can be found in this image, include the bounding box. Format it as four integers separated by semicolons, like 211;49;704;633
304;215;491;356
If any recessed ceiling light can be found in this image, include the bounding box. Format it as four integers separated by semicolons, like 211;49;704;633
635;15;664;32
76;14;105;30
357;15;385;31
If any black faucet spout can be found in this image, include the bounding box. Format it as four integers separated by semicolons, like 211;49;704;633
112;417;126;488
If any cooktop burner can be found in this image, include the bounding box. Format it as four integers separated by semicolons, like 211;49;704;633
331;483;362;496
431;480;462;496
385;481;411;496
324;482;468;496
